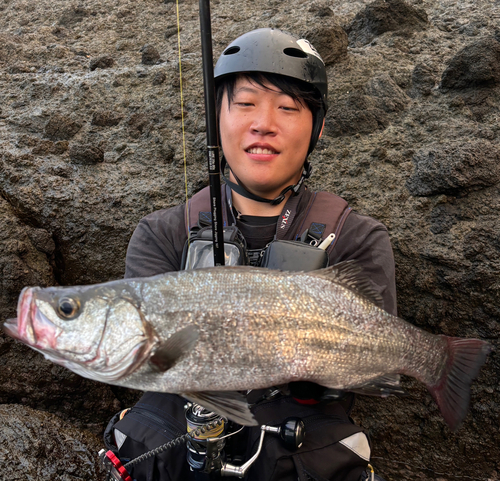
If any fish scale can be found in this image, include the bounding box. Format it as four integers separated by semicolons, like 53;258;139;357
2;263;492;430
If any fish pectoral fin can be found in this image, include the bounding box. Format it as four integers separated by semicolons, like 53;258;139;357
183;391;258;427
149;325;199;372
349;374;407;397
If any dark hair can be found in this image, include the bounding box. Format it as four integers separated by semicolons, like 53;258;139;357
216;72;324;119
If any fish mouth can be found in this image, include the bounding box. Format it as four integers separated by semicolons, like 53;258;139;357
5;287;58;350
2;318;21;340
15;287;32;340
3;287;34;343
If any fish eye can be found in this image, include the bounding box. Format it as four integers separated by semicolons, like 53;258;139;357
57;297;80;320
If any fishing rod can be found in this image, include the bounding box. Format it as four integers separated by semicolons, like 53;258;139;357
199;0;225;266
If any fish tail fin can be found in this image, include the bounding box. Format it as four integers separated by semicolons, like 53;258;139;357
429;337;492;432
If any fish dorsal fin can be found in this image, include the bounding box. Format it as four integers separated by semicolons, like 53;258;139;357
310;260;385;309
149;325;199;372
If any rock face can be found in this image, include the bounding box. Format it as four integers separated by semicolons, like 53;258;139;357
440;38;500;89
346;0;428;47
406;140;500;196
0;0;499;480
0;404;106;480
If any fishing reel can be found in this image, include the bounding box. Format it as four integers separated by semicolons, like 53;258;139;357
99;403;305;481
185;403;227;476
186;403;305;479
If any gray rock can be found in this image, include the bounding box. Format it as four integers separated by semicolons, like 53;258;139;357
140;44;161;65
430;202;460;234
68;143;105;164
411;63;438;96
406;140;500;196
325;91;389;137
89;55;115;71
91;110;123;127
44;114;82;141
165;26;180;39
364;73;410;112
0;404;106;480
440;38;500;89
346;0;428;47
152;71;167;85
305;25;348;65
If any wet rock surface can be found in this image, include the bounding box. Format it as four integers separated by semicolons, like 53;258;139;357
440;38;500;89
406;140;500;196
0;0;499;480
346;0;428;47
0;404;106;480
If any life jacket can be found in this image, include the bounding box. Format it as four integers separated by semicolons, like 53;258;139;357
185;185;352;256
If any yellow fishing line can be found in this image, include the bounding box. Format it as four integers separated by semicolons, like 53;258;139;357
176;0;190;236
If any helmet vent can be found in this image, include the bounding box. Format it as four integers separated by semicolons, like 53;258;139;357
223;46;240;55
283;48;308;59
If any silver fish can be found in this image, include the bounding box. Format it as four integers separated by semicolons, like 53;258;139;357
3;263;491;430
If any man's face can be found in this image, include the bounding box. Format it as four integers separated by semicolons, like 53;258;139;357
219;76;313;201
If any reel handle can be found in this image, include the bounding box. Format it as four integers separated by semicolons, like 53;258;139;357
221;417;306;478
263;417;305;449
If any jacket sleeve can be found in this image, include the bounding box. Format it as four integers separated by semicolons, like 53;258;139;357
124;204;187;279
330;211;398;316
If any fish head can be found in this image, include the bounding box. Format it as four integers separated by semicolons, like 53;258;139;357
3;282;156;383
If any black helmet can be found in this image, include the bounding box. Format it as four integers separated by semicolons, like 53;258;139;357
214;29;328;205
214;28;327;110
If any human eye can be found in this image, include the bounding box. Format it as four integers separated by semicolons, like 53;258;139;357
279;102;301;113
279;97;301;112
232;95;254;107
232;93;255;107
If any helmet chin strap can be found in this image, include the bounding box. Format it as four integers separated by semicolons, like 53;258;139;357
220;156;312;206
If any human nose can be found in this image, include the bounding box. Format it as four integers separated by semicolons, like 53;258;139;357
250;105;277;135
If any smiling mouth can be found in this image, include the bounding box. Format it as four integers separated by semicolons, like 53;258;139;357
246;147;279;155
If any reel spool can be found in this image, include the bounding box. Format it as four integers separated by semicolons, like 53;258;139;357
186;403;227;474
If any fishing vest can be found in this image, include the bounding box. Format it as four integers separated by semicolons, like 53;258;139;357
185;185;352;260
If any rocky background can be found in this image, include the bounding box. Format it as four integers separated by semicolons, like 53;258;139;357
0;0;499;479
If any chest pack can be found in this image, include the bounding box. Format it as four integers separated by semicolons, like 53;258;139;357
182;186;352;271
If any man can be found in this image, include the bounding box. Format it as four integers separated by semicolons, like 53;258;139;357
112;28;396;481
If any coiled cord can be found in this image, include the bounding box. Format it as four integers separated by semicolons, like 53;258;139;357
123;418;225;469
